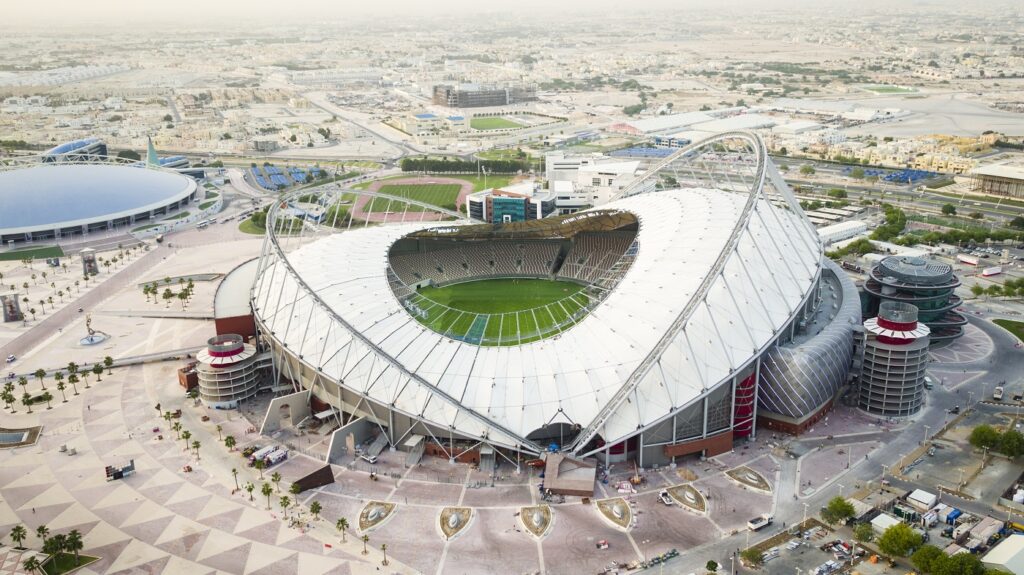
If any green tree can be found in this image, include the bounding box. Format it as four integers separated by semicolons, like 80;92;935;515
878;523;922;557
361;534;370;555
9;525;27;548
740;548;764;566
971;284;985;298
41;391;53;409
34;368;47;390
245;482;255;501
850;167;865;179
854;522;875;543
800;164;816;175
117;149;141;161
65;529;84;565
827;188;848;199
279;496;291;518
67;373;79;396
216;425;223;441
970;424;1000;450
35;524;48;542
336;517;349;542
997;429;1024;457
254;459;266;480
272;472;282;492
310;500;322;520
1010;216;1024;230
912;544;945;574
224;435;237;451
942;203;957;216
934;552;986;575
262;482;273;509
969;212;984;220
705;559;718;572
822;496;856;526
21;556;41;574
192;440;201;459
92;363;104;381
103;356;114;374
56;380;67;402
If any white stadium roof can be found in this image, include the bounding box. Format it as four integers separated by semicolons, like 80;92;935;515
254;182;821;450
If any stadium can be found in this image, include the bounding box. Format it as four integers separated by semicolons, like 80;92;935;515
0;155;198;244
251;132;860;467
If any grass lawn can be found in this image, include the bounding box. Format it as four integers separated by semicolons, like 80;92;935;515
477;148;533;161
198;200;218;210
470;117;523;130
993;319;1024;343
162;211;190;221
43;552;100;574
0;245;64;261
863;85;917;94
369;184;462;212
411;278;589;345
238;219;265;235
131;223;160;233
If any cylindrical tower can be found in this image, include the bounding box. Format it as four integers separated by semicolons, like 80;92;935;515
195;334;261;408
858;301;931;417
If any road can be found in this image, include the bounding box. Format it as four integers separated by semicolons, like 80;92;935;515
672;309;1021;573
0;245;169;364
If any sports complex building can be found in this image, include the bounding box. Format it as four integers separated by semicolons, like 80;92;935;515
250;132;862;468
0;153;199;245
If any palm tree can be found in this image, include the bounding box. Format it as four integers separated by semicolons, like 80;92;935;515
92;363;103;381
67;362;78;378
57;289;64;303
66;529;83;565
33;368;46;390
181;430;192;448
262;483;273;509
254;459;266;480
19;376;30;395
361;534;370;555
46;296;53;310
21;556;41;574
192;440;201;460
224;435;236;451
56;381;67;403
245;482;255;501
28;308;36;321
216;425;223;441
271;472;282;492
103;356;113;375
22;393;33;414
336;518;348;542
52;371;63;394
67;374;80;396
231;468;239;490
10;525;27;548
74;280;80;294
81;369;91;389
41;392;53;410
279;496;290;518
2;390;15;412
309;500;322;520
381;543;389;566
178;291;188;310
35;524;48;542
172;421;182;439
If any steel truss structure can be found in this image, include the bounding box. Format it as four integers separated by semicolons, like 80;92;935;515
252;131;854;466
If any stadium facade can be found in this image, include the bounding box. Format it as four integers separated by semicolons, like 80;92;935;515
250;132;859;467
0;158;198;244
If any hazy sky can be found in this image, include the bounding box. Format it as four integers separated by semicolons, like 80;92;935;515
5;0;998;27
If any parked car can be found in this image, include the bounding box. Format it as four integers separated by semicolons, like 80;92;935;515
5;355;15;364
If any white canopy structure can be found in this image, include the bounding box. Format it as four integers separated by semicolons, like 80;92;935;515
252;132;847;464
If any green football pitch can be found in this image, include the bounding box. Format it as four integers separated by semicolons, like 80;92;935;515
368;184;462;212
409;278;590;345
470;117;524;130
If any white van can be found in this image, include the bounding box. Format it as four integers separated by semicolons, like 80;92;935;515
360;454;378;465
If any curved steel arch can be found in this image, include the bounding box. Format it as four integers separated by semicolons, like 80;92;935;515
569;131;778;452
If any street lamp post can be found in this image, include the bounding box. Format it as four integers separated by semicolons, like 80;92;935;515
982;446;989;469
923;425;931;444
802;502;809;527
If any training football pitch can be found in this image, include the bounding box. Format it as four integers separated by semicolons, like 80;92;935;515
368;184;462;212
408;278;590;345
863;85;917;94
470;117;524;130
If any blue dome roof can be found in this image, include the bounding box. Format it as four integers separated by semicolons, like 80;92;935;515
0;164;195;230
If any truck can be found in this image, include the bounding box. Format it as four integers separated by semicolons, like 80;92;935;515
248;445;279;466
748;515;773;531
265;449;288;467
994;387;1004;401
957;254;979;266
982;266;1003;277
